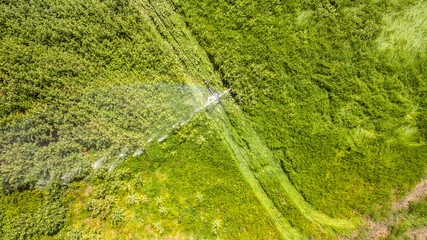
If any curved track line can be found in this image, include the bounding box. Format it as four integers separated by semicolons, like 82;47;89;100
138;0;357;238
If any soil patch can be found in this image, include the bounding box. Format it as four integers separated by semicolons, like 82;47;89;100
393;179;427;211
360;179;427;239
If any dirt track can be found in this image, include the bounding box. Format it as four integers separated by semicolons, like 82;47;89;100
365;179;427;239
393;179;427;211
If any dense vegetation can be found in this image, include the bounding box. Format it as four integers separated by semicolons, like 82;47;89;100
0;0;426;239
173;0;427;218
0;0;186;124
0;82;209;193
1;117;281;239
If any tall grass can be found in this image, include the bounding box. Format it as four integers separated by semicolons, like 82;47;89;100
173;0;427;225
376;1;427;60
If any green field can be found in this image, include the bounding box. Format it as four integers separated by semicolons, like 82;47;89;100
1;0;426;239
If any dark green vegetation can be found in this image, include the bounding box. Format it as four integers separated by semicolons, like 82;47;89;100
1;0;426;239
0;0;187;124
0;188;67;239
0;83;207;193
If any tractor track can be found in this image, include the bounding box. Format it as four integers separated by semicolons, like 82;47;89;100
139;0;356;238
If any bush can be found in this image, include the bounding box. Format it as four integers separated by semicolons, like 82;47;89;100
1;214;35;240
110;207;125;225
85;196;116;219
33;202;66;236
211;219;222;235
92;183;110;199
107;168;132;181
125;193;140;205
153;222;164;235
0;201;66;239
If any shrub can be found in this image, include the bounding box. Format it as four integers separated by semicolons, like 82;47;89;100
1;214;35;240
158;205;168;215
92;184;109;199
153;222;164;235
92;168;109;180
211;219;222;235
44;179;68;201
121;182;134;193
133;173;144;187
140;194;149;204
155;196;163;206
62;227;84;240
85;197;115;219
195;192;204;203
110;207;125;225
0;201;66;239
33;202;66;235
125;193;140;205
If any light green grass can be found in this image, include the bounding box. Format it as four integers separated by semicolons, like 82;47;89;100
377;1;427;59
215;99;357;239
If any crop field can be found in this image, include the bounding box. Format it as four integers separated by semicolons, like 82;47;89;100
0;0;426;239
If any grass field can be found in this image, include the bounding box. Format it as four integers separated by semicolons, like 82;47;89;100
0;0;426;239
